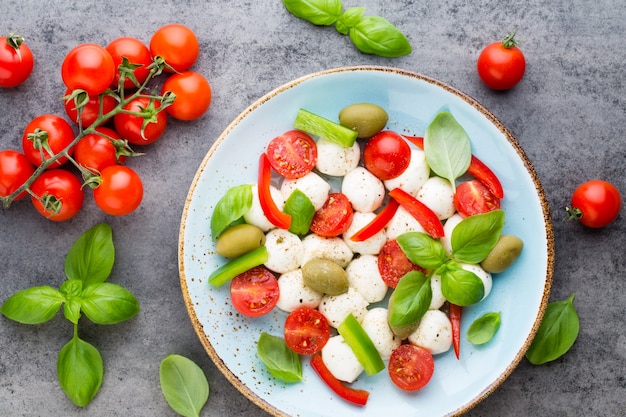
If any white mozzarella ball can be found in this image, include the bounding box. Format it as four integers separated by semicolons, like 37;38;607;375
276;269;323;312
384;148;430;195
460;263;493;300
345;255;387;303
321;335;364;383
264;229;303;274
318;287;369;328
416;176;456;220
341;167;385;213
315;138;361;177
300;234;354;268
408;309;452;355
386;205;426;240
281;172;331;211
440;213;464;256
360;308;401;360
243;185;285;232
429;275;446;310
343;212;387;255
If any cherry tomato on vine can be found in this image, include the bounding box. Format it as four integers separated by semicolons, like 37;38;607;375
0;149;35;200
74;127;127;173
229;266;279;317
113;97;167;145
477;32;526;90
0;33;34;87
566;180;622;228
63;89;117;128
161;71;212;120
454;179;501;217
61;43;116;96
30;168;84;221
150;24;199;72
105;37;152;89
363;130;411;180
21;114;75;168
93;165;143;216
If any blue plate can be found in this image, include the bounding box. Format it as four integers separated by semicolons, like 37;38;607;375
178;66;554;417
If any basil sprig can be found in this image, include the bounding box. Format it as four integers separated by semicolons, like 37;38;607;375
0;223;140;407
160;354;210;417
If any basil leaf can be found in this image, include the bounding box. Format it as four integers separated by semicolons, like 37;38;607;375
424;112;472;189
282;0;342;26
525;294;579;365
160;354;209;417
348;15;412;58
210;184;253;240
335;7;365;35
257;332;303;383
57;333;103;407
438;261;484;306
81;283;140;325
467;311;501;345
396;231;448;270
283;189;315;235
389;271;432;328
64;223;114;287
451;210;505;264
63;298;82;324
0;286;64;324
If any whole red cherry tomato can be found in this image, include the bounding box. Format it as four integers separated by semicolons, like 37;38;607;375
566;180;622;228
477;32;526;90
0;33;34;87
0;149;35;200
105;37;152;89
93;165;143;216
363;130;411;180
21;114;75;168
30;169;84;221
74;127;127;173
63;89;117;128
61;43;116;96
113;97;167;145
150;24;199;72
161;71;211;120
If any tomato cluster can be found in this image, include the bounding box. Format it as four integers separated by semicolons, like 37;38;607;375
0;24;212;221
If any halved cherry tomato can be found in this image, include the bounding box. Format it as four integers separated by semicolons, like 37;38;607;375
388;187;444;238
30;169;84;221
310;353;369;406
388;344;434;391
149;24;199;72
454;179;501;217
378;239;424;288
309;192;353;237
284;307;330;355
258;153;292;229
266;130;317;179
363;130;411;180
61;43;116;96
0;33;34;88
21;114;75;168
74;127;127;173
566;180;622;228
161;71;212;121
477;32;526;91
93;165;143;216
350;198;399;242
105;37;152;89
449;303;462;360
0;149;35;200
63;89;117;128
113;97;167;145
229;266;279;317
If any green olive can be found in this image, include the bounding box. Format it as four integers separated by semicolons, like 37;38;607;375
387;292;419;339
480;234;524;273
338;103;389;139
302;258;349;296
215;224;266;258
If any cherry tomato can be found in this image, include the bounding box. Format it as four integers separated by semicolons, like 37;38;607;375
309;193;354;237
284;307;331;355
229;266;279;317
0;149;35;200
113;97;167;145
0;33;34;87
21;114;75;168
93;165;143;216
105;37;152;89
388;344;434;391
363;130;411;180
30;169;84;221
161;71;212;120
150;24;199;72
477;32;526;90
566;180;622;228
61;43;116;96
266;130;317;179
74;127;126;173
454;179;501;217
63;89;117;128
378;239;424;288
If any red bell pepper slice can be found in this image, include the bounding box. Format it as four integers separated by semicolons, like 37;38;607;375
403;134;424;149
258;153;292;230
388;187;445;238
449;303;462;360
310;353;370;406
349;198;399;242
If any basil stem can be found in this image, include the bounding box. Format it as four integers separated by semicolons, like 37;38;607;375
257;332;303;383
348;15;412;58
210;184;253;240
160;354;210;417
208;245;269;287
282;0;342;26
467;312;501;345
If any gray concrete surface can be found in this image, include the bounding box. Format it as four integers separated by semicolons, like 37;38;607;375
1;0;625;416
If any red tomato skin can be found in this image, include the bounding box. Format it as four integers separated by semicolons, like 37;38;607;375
363;131;411;180
229;266;279;317
570;180;622;228
266;130;317;179
30;169;84;221
310;193;354;237
105;37;152;89
74;127;125;173
0;35;34;87
61;43;116;96
113;97;167;145
150;24;199;72
284;307;331;355
378;239;424;288
161;71;212;120
63;89;117;128
388;344;435;391
477;42;526;90
21;114;75;168
0;150;35;199
454;179;501;217
93;165;143;216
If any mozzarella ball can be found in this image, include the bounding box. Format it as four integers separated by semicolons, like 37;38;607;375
341;167;385;213
315;138;361;177
321;335;364;383
276;269;323;312
386;205;426;240
416;176;456;220
318;287;369;328
440;213;464;256
429;275;446;310
345;255;387;303
360;307;401;360
384;148;430;195
301;234;354;268
343;212;387;255
281;172;331;211
460;263;493;300
408;309;452;355
264;228;303;274
243;185;285;232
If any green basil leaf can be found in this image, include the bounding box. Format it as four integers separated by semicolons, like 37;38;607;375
57;333;103;407
60;279;83;297
81;283;140;325
283;189;316;235
396;231;448;270
257;332;303;383
0;286;64;324
282;0;342;26
160;354;210;417
467;311;501;345
335;7;365;35
210;184;253;240
451;210;505;263
389;271;432;328
63;298;82;324
64;223;114;286
424;112;472;189
526;294;580;365
348;15;412;58
438;261;484;306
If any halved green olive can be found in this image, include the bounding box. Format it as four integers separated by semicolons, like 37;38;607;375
338;103;389;139
387;292;419;339
480;234;524;273
302;258;349;296
215;224;266;258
